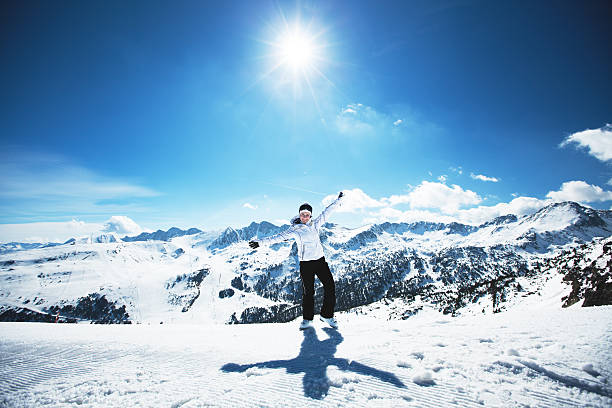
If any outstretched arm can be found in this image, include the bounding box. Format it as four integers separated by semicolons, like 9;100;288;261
249;226;297;249
313;191;344;230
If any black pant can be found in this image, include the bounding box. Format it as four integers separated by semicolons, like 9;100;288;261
299;257;335;320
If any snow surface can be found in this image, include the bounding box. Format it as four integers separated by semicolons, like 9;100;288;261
1;301;610;407
0;238;277;325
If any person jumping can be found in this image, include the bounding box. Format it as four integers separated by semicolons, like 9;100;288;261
249;191;344;330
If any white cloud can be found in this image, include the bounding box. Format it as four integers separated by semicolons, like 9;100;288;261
546;180;612;203
437;175;448;183
321;188;384;213
243;203;258;210
0;220;100;243
102;216;144;235
362;195;550;226
363;207;457;225
453;196;549;225
560;124;612;162
470;173;500;182
332;182;554;227
378;182;482;212
402;181;482;213
0;215;147;243
450;166;463;175
393;119;403;126
382;193;412;206
362;180;612;227
324;179;612;228
449;181;612;225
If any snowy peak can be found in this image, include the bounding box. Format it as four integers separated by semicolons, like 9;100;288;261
208;221;287;250
242;221;286;240
94;233;119;243
507;202;612;252
0;238;77;254
209;227;241;249
522;201;608;231
331;220;476;247
122;227;202;242
324;202;612;253
75;233;120;244
1;242;53;254
478;214;518;229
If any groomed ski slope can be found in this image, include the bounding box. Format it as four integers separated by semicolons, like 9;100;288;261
1;295;610;407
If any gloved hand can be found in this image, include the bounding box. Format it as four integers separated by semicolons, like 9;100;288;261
248;241;259;249
338;191;344;199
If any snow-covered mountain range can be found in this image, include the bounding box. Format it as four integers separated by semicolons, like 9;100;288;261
1;202;610;325
121;227;202;242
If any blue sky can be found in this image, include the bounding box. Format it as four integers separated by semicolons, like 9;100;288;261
1;0;611;241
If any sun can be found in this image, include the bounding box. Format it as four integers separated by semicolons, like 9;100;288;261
245;14;339;121
255;17;333;89
278;29;316;72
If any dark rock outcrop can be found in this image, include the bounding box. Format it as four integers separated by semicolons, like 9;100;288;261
45;293;131;324
219;288;235;299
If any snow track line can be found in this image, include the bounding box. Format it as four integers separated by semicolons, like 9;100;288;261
395;382;483;408
525;389;586;408
519;359;612;398
0;342;131;395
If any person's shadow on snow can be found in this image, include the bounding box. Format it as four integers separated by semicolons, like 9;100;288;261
221;327;405;400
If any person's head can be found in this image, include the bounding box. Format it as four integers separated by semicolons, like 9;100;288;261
299;203;312;224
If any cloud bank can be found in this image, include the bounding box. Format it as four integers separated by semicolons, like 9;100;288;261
0;216;145;243
322;180;612;227
546;180;612;203
102;216;145;236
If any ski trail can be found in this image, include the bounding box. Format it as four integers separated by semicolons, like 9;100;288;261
1;306;610;408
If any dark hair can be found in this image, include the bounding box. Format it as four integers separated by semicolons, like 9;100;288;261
299;203;312;213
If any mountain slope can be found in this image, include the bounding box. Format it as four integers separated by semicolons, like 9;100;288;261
0;202;610;325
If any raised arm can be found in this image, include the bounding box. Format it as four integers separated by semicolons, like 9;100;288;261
313;191;344;230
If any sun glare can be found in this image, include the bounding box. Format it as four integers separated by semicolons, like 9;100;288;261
279;31;315;70
246;14;339;121
262;19;331;86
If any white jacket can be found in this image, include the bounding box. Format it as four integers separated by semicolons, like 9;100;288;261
257;197;342;261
